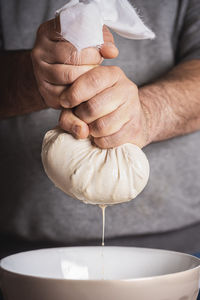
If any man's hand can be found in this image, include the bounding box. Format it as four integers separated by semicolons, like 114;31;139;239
31;18;200;150
31;18;118;136
59;66;149;148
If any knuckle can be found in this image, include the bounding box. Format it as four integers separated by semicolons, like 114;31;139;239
70;86;80;106
95;118;106;134
85;99;99;116
88;71;101;88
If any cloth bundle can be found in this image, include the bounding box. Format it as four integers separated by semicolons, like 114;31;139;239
42;129;150;205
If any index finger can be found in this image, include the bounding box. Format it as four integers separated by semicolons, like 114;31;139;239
60;66;123;108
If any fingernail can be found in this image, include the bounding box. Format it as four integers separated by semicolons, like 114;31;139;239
71;125;81;136
60;95;70;108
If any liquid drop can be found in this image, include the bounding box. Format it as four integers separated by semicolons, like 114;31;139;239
99;204;107;246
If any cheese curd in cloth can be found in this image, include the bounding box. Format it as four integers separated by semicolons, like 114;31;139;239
41;128;150;205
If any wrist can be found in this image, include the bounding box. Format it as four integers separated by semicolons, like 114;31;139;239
139;86;161;145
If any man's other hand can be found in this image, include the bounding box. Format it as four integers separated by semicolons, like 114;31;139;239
31;18;118;138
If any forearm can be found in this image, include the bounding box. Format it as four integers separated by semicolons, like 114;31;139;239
139;60;200;144
0;50;46;119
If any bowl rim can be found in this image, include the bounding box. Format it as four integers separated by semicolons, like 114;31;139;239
0;246;200;283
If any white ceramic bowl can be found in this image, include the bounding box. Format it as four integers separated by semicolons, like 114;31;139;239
0;246;200;300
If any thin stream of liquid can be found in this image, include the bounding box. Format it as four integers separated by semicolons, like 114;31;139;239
99;204;107;280
99;204;107;246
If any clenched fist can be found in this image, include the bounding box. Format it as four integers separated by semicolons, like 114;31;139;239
60;66;150;148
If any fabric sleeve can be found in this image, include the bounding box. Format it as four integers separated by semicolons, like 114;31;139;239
176;0;200;63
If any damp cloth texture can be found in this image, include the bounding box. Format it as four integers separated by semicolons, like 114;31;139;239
56;0;155;51
41;129;150;205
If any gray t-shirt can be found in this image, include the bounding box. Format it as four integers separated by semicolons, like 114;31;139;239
0;0;200;254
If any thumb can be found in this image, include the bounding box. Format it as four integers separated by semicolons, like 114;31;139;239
100;25;119;59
